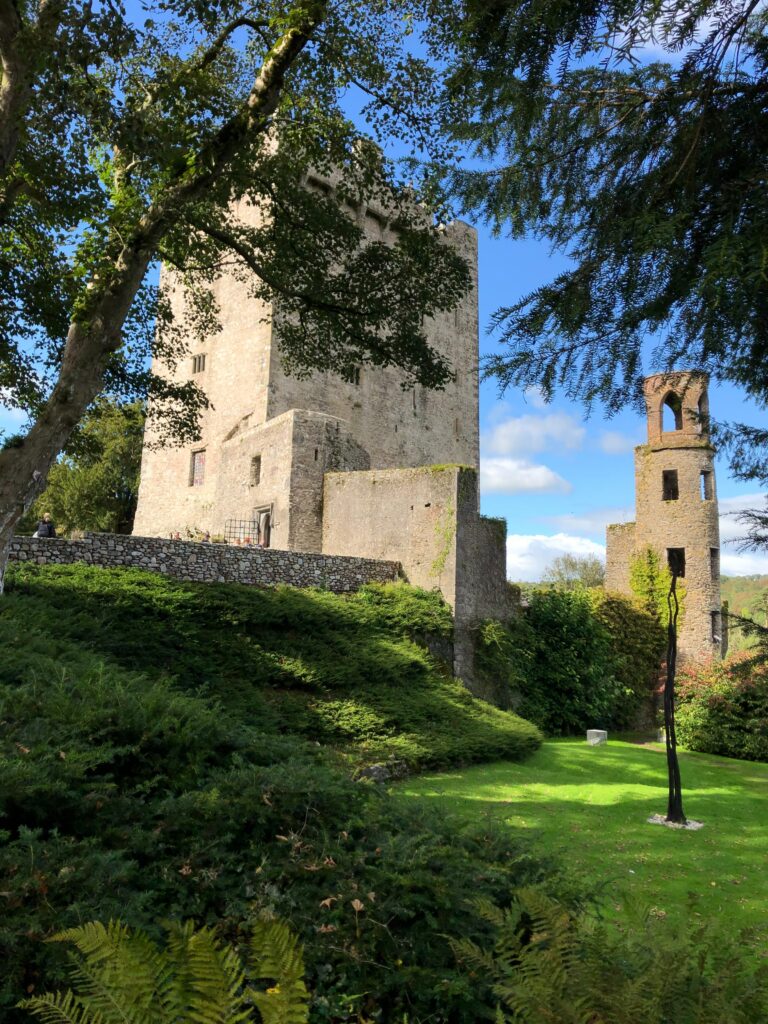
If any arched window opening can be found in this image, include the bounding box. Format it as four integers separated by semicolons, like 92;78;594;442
661;392;683;432
697;391;710;434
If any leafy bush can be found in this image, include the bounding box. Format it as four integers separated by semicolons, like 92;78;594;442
474;589;664;735
629;545;686;628
4;564;540;770
676;657;768;762
588;589;666;727
0;564;548;1021
454;889;768;1023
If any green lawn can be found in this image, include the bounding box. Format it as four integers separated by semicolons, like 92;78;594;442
400;739;768;942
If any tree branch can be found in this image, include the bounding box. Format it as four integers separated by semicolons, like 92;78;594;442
0;0;63;178
0;2;328;552
190;216;366;319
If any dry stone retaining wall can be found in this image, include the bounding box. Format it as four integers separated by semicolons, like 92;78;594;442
8;533;400;592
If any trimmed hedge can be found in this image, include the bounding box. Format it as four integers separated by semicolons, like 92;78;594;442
676;657;768;762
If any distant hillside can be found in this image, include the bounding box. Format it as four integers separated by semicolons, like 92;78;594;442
721;574;768;654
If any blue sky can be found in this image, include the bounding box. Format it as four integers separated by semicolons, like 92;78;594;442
475;232;768;579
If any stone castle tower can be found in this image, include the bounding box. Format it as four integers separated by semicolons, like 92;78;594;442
133;174;513;680
133;180;479;550
605;372;723;662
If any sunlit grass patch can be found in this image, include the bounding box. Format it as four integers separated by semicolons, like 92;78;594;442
400;738;768;942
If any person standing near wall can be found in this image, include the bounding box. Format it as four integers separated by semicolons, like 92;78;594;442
34;513;56;538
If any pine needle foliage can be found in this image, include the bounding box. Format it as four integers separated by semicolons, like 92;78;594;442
19;918;308;1024
452;889;768;1023
428;0;768;480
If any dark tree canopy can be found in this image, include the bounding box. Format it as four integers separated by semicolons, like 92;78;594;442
431;0;768;478
0;0;475;579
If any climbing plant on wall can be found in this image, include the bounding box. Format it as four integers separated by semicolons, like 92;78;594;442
630;547;686;628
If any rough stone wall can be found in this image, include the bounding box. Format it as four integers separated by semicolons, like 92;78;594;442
604;522;636;595
133;184;480;542
213;409;295;547
605;372;722;663
268;219;480;474
8;533;399;592
211;410;370;551
322;465;464;603
322;465;511;684
287;413;370;552
133;199;275;539
634;442;721;661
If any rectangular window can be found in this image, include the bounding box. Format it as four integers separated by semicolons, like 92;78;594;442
192;353;206;374
700;470;714;500
189;449;206;487
249;455;261;486
710;547;720;580
662;470;679;501
365;209;386;238
711;611;721;643
306;175;331;196
667;547;686;578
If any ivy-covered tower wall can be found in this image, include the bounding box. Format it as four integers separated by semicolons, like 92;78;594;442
605;372;723;662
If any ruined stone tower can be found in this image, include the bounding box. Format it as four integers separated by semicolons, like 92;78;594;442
605;372;723;662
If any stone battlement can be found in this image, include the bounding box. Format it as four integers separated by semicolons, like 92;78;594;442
8;533;400;592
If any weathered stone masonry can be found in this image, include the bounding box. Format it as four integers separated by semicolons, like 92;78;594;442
605;372;722;662
8;534;399;592
130;171;514;689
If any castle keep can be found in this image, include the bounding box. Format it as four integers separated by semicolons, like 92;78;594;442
605;373;723;662
133;179;512;675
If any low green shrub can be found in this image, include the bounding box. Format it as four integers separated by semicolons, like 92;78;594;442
474;589;664;735
4;564;540;770
1;564;547;1021
676;657;768;762
454;889;768;1023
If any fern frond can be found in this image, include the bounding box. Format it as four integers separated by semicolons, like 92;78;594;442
449;937;498;975
50;922;134;965
21;917;310;1024
248;920;309;1024
18;990;95;1024
164;920;249;1024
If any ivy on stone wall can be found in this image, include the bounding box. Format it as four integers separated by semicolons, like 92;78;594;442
629;546;686;628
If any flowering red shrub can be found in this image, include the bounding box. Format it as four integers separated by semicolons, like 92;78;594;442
676;655;768;762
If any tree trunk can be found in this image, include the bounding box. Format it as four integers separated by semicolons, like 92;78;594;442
0;7;324;594
664;574;686;823
0;247;153;592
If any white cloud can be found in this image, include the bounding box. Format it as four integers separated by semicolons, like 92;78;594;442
721;550;768;576
718;493;767;545
506;533;606;582
598;430;640;455
718;493;768;574
546;505;634;537
484;412;586;456
481;457;572;495
523;386;548;410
